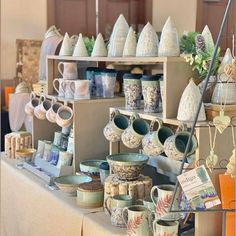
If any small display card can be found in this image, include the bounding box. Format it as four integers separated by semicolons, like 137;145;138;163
177;165;221;210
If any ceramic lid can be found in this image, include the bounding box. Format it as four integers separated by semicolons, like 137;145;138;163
123;73;142;80
141;75;160;81
78;181;103;192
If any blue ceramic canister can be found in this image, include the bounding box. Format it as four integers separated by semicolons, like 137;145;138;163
86;67;98;96
49;144;61;165
141;75;161;113
101;69;117;98
123;73;142;110
94;68;104;97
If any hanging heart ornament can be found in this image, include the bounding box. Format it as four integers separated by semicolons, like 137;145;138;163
206;150;218;173
213;110;230;134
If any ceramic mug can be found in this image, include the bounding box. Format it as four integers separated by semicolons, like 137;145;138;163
153;220;179;236
121;113;149;149
101;69;117;98
34;96;51;120
53;78;66;97
163;124;198;161
103;110;129;142
64;80;75;99
151;184;180;221
105;194;133;227
58;62;78;80
73;80;90;100
56;102;74;128
122;205;151;236
56;151;73;168
46;98;63;123
25;92;40;116
137;196;155;211
142;118;174;157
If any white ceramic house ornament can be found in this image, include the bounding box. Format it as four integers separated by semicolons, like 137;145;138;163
123;27;137;57
91;33;107;57
202;25;214;53
158;17;180;57
136;22;159;57
177;79;206;121
73;33;88;57
218;48;233;81
59;32;73;56
108;14;129;57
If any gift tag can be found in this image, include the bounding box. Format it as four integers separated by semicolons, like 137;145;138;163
213;110;230;134
206;150;218;173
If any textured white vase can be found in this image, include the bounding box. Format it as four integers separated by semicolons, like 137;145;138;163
136;22;159;57
218;48;233;82
59;32;73;56
158;17;180;57
177;79;206;121
123;27;137;57
91;33;107;57
108;14;129;57
73;33;88;57
202;25;214;53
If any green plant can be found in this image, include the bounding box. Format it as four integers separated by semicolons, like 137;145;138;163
180;32;198;54
83;36;95;56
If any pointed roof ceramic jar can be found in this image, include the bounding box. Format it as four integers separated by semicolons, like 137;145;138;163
136;22;159;57
202;25;215;53
108;14;129;57
158;17;180;57
177;79;206;121
91;33;107;57
59;32;73;56
123;27;137;57
73;33;89;57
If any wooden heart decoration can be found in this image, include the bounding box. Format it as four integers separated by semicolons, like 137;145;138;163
213;110;230;134
206;151;218;173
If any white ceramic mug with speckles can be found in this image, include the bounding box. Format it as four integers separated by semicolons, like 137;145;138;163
58;62;78;80
56;102;74;128
46;98;63;123
153;220;179;236
34;95;51;120
25;92;40;116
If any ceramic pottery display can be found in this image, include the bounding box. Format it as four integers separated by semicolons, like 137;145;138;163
136;22;158;57
91;33;107;57
202;25;215;53
57;62;78;80
101;69;117;98
108;14;129;57
73;33;88;57
123;27;137;57
153;220;179;236
25;92;40;116
59;32;73;56
218;48;233;82
177;79;206;121
158;17;180;57
80;160;104;177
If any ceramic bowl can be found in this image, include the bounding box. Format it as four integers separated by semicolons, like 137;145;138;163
106;153;149;180
54;175;92;195
80;160;104;176
77;181;104;208
15;148;36;162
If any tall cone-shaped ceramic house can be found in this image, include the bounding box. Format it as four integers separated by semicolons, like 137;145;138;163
202;25;214;53
91;33;107;57
59;32;73;56
158;17;180;57
73;33;88;57
218;48;233;81
123;27;137;57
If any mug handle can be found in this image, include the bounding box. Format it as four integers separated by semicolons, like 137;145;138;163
110;109;120;121
176;123;187;133
57;62;64;77
30;92;36;100
152;218;158;235
53;79;60;94
39;94;46;104
148;210;156;233
129;112;140;125
51;97;57;106
122;207;129;227
69;81;75;94
150;118;163;132
150;186;158;207
104;196;112;216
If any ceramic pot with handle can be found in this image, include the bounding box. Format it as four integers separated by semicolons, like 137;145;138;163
25;92;40;116
53;78;66;97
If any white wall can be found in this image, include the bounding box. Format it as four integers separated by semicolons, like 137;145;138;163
1;0;47;80
152;0;197;34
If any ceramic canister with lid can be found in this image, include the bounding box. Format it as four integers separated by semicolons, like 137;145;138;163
123;73;142;110
141;75;161;113
101;69;117;98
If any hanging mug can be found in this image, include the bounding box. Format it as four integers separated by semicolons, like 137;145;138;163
53;78;66;97
58;62;78;80
153;220;179;236
56;102;74;128
142;118;174;156
24;92;40;116
163;124;198;161
103;110;129;142
121;113;149;149
46;98;63;123
122;205;151;236
34;95;51;120
151;184;180;221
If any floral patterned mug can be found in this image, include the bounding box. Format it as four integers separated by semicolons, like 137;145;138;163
153;220;179;236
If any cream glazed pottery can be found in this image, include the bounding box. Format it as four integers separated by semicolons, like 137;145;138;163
123;27;137;57
158;17;180;57
108;14;129;57
136;22;159;57
73;33;88;57
25;92;40;116
202;25;215;53
91;33;107;57
153;220;179;236
177;79;206;121
59;32;73;56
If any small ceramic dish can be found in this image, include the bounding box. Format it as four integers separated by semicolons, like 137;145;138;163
15;149;36;168
106;153;149;180
80;160;104;176
77;181;104;208
54;175;92;195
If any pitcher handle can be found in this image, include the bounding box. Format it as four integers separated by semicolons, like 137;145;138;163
150;118;163;132
152;218;158;235
69;81;75;94
53;79;60;94
150;186;158;207
57;62;64;77
104;196;112;216
122;207;129;227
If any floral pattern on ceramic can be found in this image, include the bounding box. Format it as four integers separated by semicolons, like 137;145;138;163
110;207;126;227
121;127;143;149
153;220;179;236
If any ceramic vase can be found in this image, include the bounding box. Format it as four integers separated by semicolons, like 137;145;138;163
158;17;180;57
123;27;137;57
177;79;206;121
136;22;159;57
73;33;88;57
91;33;107;57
